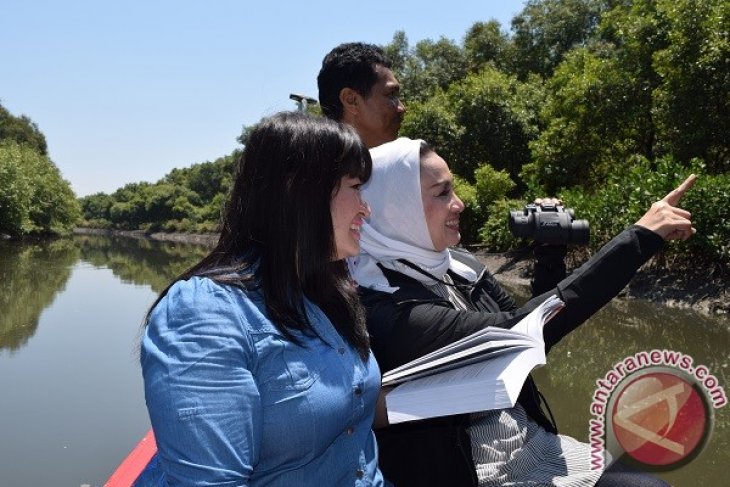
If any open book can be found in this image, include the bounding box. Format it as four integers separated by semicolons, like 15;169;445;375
382;294;564;424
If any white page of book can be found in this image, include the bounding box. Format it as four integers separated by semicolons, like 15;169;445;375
383;295;563;424
498;345;547;402
386;353;514;422
381;337;536;386
384;294;562;383
385;345;547;423
382;327;528;378
511;294;563;337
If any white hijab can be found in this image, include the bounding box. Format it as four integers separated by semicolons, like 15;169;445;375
349;137;477;293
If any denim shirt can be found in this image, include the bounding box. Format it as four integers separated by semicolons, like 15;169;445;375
141;276;386;486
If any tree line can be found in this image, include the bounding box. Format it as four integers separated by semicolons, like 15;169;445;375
79;151;238;234
78;0;727;271
0;104;80;237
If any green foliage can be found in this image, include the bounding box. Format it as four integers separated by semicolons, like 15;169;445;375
0;103;48;155
473;164;516;211
652;0;729;172
453;166;516;245
448;69;535;181
526;47;642;192
388;0;727;272
198;192;227;223
598;0;670;163
80;152;237;232
0;142;32;235
524;0;729;193
0;104;78;236
510;0;606;79
80;192;114;221
464;20;512;73
557;156;728;269
168;153;236;201
0;141;80;236
472;166;520;251
674;171;730;267
401;67;538;185
453;175;480;244
479;198;528;251
73;0;727;275
400;92;464;165
383;32;468;103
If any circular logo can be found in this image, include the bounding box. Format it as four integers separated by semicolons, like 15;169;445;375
611;369;710;468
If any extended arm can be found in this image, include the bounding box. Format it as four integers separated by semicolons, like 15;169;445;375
367;225;662;371
368;176;696;370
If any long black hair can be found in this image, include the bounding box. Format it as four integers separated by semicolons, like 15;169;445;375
147;112;372;359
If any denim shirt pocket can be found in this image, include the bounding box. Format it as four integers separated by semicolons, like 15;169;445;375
252;329;322;392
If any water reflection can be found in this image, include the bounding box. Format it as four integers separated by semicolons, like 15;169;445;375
0;239;79;352
0;235;208;353
504;282;730;485
75;235;209;293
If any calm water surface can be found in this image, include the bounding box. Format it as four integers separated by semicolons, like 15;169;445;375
0;236;727;486
0;236;207;487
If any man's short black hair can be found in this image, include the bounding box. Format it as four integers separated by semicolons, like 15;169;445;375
317;42;392;121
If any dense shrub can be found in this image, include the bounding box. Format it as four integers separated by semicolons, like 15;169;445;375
479;198;529;251
557;156;727;269
0;141;80;236
679;172;730;268
454;165;516;245
453;175;480;244
79;153;235;233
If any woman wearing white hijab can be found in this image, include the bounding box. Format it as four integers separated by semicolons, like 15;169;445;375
353;138;694;487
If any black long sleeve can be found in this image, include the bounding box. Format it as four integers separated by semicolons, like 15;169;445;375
363;226;664;371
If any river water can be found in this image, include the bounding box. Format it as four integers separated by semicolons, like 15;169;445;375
0;235;727;486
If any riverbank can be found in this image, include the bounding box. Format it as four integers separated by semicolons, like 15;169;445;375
73;227;218;247
477;250;728;316
73;228;728;316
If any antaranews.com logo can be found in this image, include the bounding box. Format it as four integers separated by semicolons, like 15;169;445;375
589;349;727;471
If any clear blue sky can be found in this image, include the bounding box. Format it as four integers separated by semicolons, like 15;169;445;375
2;0;527;197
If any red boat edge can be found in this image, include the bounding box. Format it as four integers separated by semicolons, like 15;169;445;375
105;429;158;487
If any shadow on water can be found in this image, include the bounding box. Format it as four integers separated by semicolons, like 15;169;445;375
502;281;730;486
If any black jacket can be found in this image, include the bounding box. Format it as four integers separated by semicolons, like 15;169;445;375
362;226;664;487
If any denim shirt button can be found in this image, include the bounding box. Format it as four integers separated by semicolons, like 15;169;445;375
347;427;354;435
356;469;364;479
338;347;346;355
354;387;362;396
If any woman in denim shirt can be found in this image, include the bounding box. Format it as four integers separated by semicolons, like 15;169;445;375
141;112;387;486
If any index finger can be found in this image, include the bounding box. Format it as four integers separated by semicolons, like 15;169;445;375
662;174;697;206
